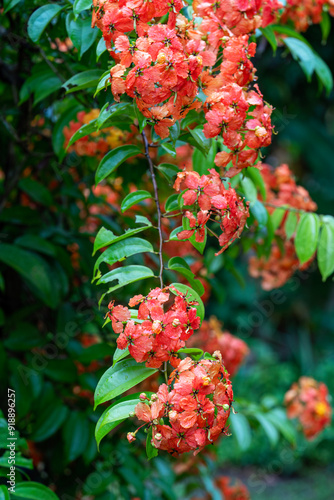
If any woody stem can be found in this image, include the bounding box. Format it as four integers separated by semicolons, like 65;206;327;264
141;129;164;288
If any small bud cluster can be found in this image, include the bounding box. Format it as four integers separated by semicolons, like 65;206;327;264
128;354;233;455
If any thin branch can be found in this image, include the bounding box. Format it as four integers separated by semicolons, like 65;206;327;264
141;129;164;288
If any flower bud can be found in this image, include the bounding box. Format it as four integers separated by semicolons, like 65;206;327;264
159;418;164;425
202;376;211;386
169;410;178;422
153;419;159;425
154;433;162;441
139;393;147;401
150;394;158;402
152;320;162;334
222;404;230;411
172;318;181;327
157;52;167;64
127;432;136;443
129;411;135;418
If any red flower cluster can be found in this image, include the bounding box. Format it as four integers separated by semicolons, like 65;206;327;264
248;163;317;290
63;109;128;157
174;169;249;255
108;286;201;368
284;377;332;440
188;317;249;377
281;0;334;32
216;476;251;500
128;354;233;455
92;0;279;171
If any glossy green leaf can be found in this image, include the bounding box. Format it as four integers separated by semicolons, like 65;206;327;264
250;200;268;228
95;145;142;185
183;128;211;156
94;359;157;408
318;216;334;281
113;347;130;364
157;163;180;182
4;0;21;14
63;411;89;463
168;257;205;296
30;404;68;442
295;213;320;264
170;283;205;324
93;216;152;255
146;427;158;460
121;190;153;213
28;4;64;43
240;176;257;203
97;265;155;295
68;16;98;58
285;211;298;239
93;237;154;279
271;207;286;231
177;347;203;360
10;483;60;500
94;71;111;97
96;102;133;130
254;413;279;447
260;26;277;54
73;0;92;15
95;397;139;448
164;194;179;213
63;70;104;93
96;36;107;60
66;118;97;149
245;167;267;201
161;142;176;157
266;408;296;445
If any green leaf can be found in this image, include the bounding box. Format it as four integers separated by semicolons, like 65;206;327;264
254;413;279;447
245;167;267;201
320;12;331;43
18;178;53;206
113;347;130;364
170;283;205;324
97;265;154;294
168;257;205;296
146;427;158;460
96;102;132;130
134;103;147;133
0;485;9;500
271;207;286;231
313;54;333;95
4;0;21;14
95;397;139;448
73;0;92;15
271;24;312;46
183;128;211;156
94;359;157;408
318;216;334;281
63;70;104;94
94;237;154;279
93;216;152;255
63;411;89;463
192;141;217;175
164;194;179;213
121;190;153;213
240;176;257;203
94;71;111;97
250;200;268;228
260;26;277;54
96;145;142;185
284;37;316;80
78;343;115;363
4;323;44;351
96;36;107;60
0;244;55;308
28;4;64;43
181;215;207;254
229;412;251;451
66;118;97;148
52;102;82;157
285;211;298;239
266;408;296;445
19;68;62;106
161;142;176;157
157;163;180;182
295;213;320;264
30;404;68;442
177;347;203;360
68;16;98;58
10;483;60;500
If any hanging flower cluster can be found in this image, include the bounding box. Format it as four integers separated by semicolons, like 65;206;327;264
188;317;249;377
174;169;249;255
63;109;128;157
248;163;317;290
128;353;233;455
215;476;251;500
280;0;334;32
284;377;332;440
108;286;201;368
92;0;280;170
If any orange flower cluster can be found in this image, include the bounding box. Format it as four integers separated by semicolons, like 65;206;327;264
92;0;280;172
188;317;249;377
63;109;128;157
281;0;334;32
284;377;332;440
249;163;317;290
109;286;201;368
216;476;251;500
174;169;249;255
129;353;233;456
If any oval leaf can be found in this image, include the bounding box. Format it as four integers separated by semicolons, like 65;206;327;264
318;217;334;281
94;359;157;408
28;4;64;43
121;191;153;213
95;397;139;448
170;283;205;324
295;213;320;264
11;483;60;500
95;145;142;185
